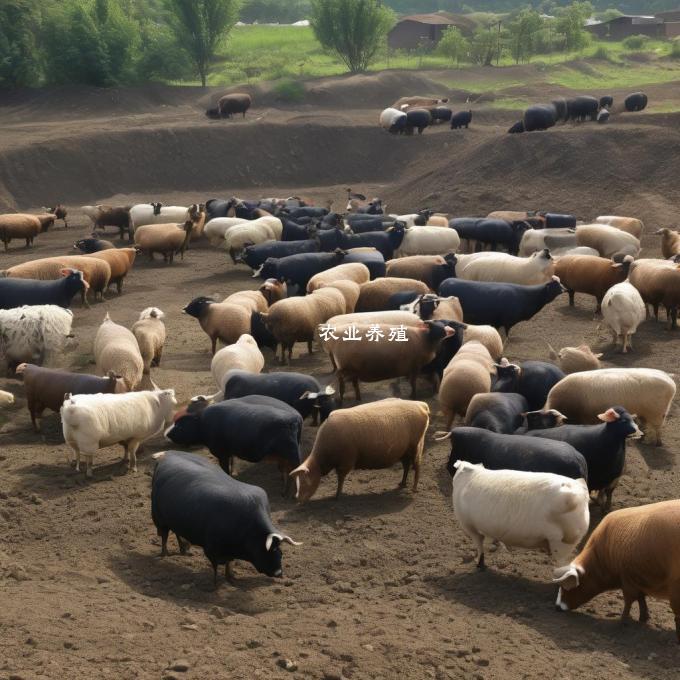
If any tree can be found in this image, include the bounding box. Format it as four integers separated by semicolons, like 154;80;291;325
555;1;593;52
470;26;500;66
437;26;470;66
506;9;543;64
164;0;241;87
310;0;395;74
0;0;42;88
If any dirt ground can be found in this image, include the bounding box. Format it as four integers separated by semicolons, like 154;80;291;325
0;72;679;680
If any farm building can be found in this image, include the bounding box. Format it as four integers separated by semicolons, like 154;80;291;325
387;13;474;51
586;15;665;40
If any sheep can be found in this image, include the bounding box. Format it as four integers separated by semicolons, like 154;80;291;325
223;290;269;313
394;225;460;258
183;297;251;355
82;205;132;240
575;224;640;259
551;246;599;257
379;107;407;134
544;368;676;446
259;287;346;364
600;281;646;353
44;204;68;228
290;398;430;501
74;237;115;253
0;305;74;374
385;254;456;290
93;313;144;391
463;325;504;361
325;310;421;331
548;344;602;373
459;249;555;285
629;259;680;327
595;215;644;239
519;228;576;257
451;461;590;569
204;217;248;246
326;321;455;402
61;389;177;476
317;280;361;313
426;214;449;227
0;390;14;406
393;96;449;109
356;277;430;313
655;228;680;259
34;213;57;231
211;334;264;393
306;263;370;293
86;247;136;294
438;340;494;428
129;203;200;232
134;221;193;264
2;255;111;305
0;269;88;310
224;218;284;262
0;214;45;251
132;308;166;373
487;210;545;227
554;254;634;313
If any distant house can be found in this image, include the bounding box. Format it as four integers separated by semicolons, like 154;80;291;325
388;13;474;51
656;8;680;37
586;15;665;40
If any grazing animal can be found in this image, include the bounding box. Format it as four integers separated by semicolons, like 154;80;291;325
624;92;647;112
16;362;126;431
450;110;472;129
84;205;132;240
574;224;640;259
210;334;264;393
216;93;252;118
464;392;529;434
450;461;589;569
61;389;177;476
45;204;68;228
356;277;429;312
290;398;429;501
132;307;166;373
545;368;676;446
553;499;680;643
134;221;192;263
404;108;432;135
600;281;646;353
629;258;680;328
0;390;14;406
379;107;407;133
548;344;602;374
0;214;46;250
493;358;565;411
151;450;300;585
654;228;680;259
508;120;525;133
86;247;137;294
93;313;144;391
74;237;115;253
523;104;556;131
256;250;346;289
459;249;555;285
393;96;448;109
0;269;88;310
596;216;645;240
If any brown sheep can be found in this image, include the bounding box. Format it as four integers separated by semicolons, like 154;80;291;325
134;221;192;263
259;278;287;306
438;340;494;428
385;255;456;290
86;247;136;294
217;93;252;118
34;214;57;231
595;215;644;239
327;321;456;403
392;96;448;110
0;214;44;251
290;398;430;502
260;287;346;364
183;297;251;355
93;206;132;240
463;326;504;361
629;259;680;328
317;279;361;313
553;499;680;643
306;263;370;293
45;204;68;228
548;343;602;373
3;256;111;305
554;254;634;313
93;313;144;391
355;277;430;312
224;290;269;313
655;228;680;259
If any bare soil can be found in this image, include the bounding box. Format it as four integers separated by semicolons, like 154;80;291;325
0;72;679;680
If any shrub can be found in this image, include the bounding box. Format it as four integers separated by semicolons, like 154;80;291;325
622;34;650;50
273;79;305;102
670;40;680;60
592;45;610;60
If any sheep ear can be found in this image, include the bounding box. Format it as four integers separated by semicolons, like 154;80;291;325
299;391;318;400
597;408;620;422
594;353;603;358
552;565;581;590
324;385;335;395
289;464;310;477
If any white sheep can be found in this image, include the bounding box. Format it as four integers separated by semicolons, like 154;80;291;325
132;307;166;373
93;313;144;391
458;249;555;285
211;334;264;393
0;390;14;406
395;225;460;257
379;107;407;133
575;224;640;259
451;461;590;568
129;203;198;232
61;389;177;476
0;305;74;373
595;215;644;239
223;217;283;261
600;281;646;353
519;228;576;257
204;217;248;246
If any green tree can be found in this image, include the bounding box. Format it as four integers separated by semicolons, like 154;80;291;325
506;9;543;64
594;8;623;22
310;0;394;74
0;0;42;88
470;26;500;66
555;1;593;52
437;26;470;66
164;0;241;87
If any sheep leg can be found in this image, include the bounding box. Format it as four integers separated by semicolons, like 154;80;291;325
638;595;650;623
211;336;218;355
116;279;122;295
287;345;293;365
307;340;313;355
409;372;418;399
621;333;629;353
335;470;348;499
225;561;236;585
621;586;645;622
128;440;140;473
399;459;411;488
352;378;361;402
568;290;575;306
159;528;169;556
86;454;94;478
177;535;191;555
337;373;346;405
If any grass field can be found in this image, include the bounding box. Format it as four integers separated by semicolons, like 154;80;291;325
198;24;680;106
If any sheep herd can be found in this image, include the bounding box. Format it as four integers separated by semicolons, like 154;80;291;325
1;191;680;643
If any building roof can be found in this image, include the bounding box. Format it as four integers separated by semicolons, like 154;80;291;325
397;13;459;26
587;15;662;27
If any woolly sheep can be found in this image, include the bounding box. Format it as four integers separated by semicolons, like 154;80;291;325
129;203;200;232
223;290;269;313
575;224;640;259
394;225;460;258
426;215;449;227
211;334;264;393
82;205;131;239
93;313;144;391
600;281;646;353
459;249;555;285
224;220;283;262
183;297;251;355
545;368;676;446
3;255;111;305
326;310;421;331
655;228;680;259
0;214;45;251
204;217;248;246
551;246;600;257
463;325;504;361
290;398;430;501
134;222;193;264
548;344;602;374
260;287;346;364
438;340;494;428
86;247;136;294
0;305;74;374
595;216;644;239
306;263;370;293
379;107;407;133
519;228;576;257
317;280;361;313
385;255;456;290
629;259;680;327
0;390;14;406
356;277;430;313
132;307;166;373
